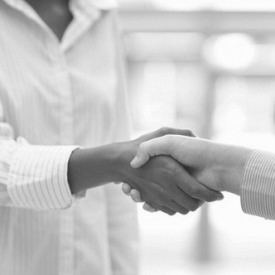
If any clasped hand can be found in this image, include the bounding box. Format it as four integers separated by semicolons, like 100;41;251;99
120;129;223;216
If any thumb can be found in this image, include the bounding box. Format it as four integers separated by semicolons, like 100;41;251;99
130;142;151;168
130;136;171;168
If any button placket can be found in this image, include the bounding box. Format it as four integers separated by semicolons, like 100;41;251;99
49;43;75;275
52;47;74;146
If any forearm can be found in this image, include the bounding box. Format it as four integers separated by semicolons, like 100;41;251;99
207;142;252;195
68;143;126;195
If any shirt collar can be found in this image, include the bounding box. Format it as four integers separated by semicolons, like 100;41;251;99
70;0;117;12
88;0;117;9
0;0;117;51
1;0;117;10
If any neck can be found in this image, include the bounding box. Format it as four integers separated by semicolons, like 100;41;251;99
25;0;73;41
25;0;69;9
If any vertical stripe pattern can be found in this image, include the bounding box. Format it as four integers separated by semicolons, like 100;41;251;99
8;145;78;209
241;150;275;219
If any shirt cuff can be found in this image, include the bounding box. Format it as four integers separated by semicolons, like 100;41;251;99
7;145;79;210
241;150;275;219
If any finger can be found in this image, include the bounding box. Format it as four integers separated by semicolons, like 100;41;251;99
143;203;158;212
159;206;176;216
156;127;196;138
130;136;172;168
130;189;143;203
130;146;151;168
176;168;223;202
167;201;190;215
122;183;132;195
172;192;201;212
140;127;196;142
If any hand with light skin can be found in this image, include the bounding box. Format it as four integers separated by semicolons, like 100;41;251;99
116;130;224;215
122;135;252;212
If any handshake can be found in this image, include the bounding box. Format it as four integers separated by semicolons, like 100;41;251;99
119;127;251;215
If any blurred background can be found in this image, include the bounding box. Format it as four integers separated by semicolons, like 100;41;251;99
117;1;275;274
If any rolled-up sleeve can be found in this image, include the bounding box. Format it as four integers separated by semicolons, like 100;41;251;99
8;142;79;210
241;150;275;219
0;125;79;210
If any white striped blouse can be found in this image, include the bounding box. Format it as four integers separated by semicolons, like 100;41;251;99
0;0;138;275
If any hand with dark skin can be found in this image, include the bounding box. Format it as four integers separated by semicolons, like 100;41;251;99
119;154;218;215
68;128;223;215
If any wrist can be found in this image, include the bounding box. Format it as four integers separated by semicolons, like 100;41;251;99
213;144;252;195
112;140;140;183
68;143;129;194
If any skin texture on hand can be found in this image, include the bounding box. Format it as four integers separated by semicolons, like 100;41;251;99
68;127;223;216
129;135;252;196
130;136;223;192
68;127;193;194
119;152;219;215
117;129;223;215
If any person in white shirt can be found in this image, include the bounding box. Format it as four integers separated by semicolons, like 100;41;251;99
0;0;223;274
123;134;275;220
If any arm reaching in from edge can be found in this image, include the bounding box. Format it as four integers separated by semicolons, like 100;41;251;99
124;135;251;212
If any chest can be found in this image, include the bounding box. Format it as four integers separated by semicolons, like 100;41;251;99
0;6;118;142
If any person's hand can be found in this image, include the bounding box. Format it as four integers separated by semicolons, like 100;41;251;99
130;135;222;192
124;135;252;210
117;129;224;215
122;135;223;212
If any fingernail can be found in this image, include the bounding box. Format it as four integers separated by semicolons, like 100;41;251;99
130;157;138;168
217;193;224;201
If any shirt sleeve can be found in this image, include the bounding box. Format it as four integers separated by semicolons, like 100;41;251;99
0;121;79;210
241;150;275;219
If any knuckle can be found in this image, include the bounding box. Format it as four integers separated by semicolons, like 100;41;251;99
162;159;179;175
138;143;150;155
162;161;174;173
138;143;146;152
189;201;200;212
184;183;197;196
